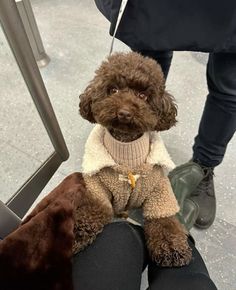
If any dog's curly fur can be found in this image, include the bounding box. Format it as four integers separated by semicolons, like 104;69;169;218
80;52;177;140
78;52;191;267
73;196;113;253
145;216;192;267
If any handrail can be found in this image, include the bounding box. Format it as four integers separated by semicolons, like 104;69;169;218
0;0;69;218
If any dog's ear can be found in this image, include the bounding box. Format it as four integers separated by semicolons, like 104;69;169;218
79;85;96;123
155;91;177;131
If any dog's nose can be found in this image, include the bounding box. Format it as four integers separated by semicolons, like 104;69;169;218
118;109;132;121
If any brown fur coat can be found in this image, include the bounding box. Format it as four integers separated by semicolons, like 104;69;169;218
0;173;86;290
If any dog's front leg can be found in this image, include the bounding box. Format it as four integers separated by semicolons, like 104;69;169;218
73;193;113;253
144;216;192;267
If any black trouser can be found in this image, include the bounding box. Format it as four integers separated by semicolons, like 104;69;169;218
133;50;236;168
72;222;217;290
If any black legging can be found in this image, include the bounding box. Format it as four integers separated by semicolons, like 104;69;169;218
72;222;217;290
133;49;236;168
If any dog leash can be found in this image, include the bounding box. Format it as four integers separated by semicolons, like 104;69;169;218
109;0;129;55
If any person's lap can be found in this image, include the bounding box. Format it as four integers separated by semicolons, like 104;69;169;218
72;221;217;290
73;222;146;290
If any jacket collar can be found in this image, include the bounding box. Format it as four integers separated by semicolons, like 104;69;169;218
82;125;175;175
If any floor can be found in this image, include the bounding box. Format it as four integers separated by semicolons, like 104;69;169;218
0;0;236;289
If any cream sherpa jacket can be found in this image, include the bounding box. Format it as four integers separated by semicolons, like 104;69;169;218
82;125;180;219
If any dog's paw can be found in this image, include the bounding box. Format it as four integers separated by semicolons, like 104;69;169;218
145;216;192;267
150;239;192;267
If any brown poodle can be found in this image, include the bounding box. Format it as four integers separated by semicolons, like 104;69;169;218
78;52;192;267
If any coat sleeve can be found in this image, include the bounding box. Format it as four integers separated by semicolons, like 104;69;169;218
94;0;112;21
84;173;113;210
143;172;180;220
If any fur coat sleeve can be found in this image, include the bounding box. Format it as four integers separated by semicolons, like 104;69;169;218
143;173;180;220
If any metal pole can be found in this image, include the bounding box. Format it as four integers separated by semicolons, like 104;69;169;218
0;0;69;162
0;200;21;239
16;0;50;67
6;153;63;218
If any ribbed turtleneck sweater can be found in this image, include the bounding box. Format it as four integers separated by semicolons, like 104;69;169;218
103;130;150;168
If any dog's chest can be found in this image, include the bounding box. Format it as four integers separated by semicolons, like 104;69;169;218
99;165;158;212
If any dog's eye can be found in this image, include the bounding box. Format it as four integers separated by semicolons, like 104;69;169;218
110;88;119;94
138;92;148;101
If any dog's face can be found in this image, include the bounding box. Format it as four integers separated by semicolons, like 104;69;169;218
79;52;177;134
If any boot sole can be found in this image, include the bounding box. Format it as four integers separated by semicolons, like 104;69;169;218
194;218;215;229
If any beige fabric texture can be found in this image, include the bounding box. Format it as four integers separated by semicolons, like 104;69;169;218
103;129;150;168
82;125;179;219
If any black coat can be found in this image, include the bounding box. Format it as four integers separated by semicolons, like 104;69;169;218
95;0;236;52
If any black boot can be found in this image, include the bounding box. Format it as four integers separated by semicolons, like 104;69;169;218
189;165;216;229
